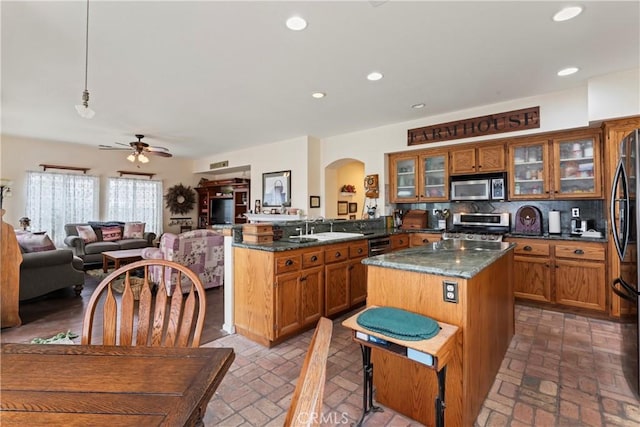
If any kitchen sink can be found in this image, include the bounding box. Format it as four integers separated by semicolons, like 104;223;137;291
292;232;364;241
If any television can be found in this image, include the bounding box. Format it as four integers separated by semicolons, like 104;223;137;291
210;198;233;224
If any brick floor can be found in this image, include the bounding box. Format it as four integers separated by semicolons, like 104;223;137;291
203;305;639;426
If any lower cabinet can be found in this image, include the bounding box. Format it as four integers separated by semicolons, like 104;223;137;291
234;239;368;347
409;232;442;247
507;238;607;313
391;233;410;250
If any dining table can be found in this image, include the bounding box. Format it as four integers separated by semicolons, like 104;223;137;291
0;343;235;426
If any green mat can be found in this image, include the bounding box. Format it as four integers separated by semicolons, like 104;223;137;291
356;307;440;341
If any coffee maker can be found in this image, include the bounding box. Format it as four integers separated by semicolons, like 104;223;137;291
570;218;595;236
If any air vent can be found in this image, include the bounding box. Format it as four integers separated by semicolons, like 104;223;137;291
209;161;229;170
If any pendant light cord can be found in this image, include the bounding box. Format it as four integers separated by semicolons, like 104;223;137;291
83;0;89;91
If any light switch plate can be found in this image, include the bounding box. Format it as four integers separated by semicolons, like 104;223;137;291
571;208;580;218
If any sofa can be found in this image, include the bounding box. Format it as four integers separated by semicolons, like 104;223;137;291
64;221;156;269
15;232;84;301
141;229;224;294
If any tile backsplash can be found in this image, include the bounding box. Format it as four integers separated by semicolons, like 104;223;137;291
396;200;605;236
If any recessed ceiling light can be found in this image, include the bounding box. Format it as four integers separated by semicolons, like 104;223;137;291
553;6;583;22
557;67;579;76
286;16;307;31
411;103;425;109
311;92;325;99
367;71;383;81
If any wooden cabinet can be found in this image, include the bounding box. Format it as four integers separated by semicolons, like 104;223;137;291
391;233;410;250
554;242;606;312
196;178;250;228
389;153;419;202
450;143;505;175
234;238;368;346
552;131;602;198
511;239;552;303
507;238;607;313
508;128;602;200
389;150;448;202
410;232;442;247
324;244;350;316
349;240;369;306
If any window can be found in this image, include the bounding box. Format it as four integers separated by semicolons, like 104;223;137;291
107;178;163;236
26;171;99;246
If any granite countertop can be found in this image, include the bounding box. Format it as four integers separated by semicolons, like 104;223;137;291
505;232;607;243
362;239;515;279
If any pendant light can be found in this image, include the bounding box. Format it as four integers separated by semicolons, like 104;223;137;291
75;0;95;119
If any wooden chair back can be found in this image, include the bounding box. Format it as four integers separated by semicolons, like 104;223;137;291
81;259;206;347
284;317;333;427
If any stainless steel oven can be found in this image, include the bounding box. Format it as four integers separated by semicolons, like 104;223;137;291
442;212;510;241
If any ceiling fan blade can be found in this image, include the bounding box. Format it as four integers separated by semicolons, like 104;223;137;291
116;142;131;147
147;151;173;158
99;146;132;151
146;146;170;152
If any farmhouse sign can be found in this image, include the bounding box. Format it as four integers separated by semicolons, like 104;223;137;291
408;106;540;146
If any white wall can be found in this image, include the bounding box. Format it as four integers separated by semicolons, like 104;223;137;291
588;68;640;121
0;135;196;232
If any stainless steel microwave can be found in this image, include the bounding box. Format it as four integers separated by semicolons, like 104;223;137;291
450;173;507;201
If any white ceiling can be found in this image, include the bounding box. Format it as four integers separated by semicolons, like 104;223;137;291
2;1;639;158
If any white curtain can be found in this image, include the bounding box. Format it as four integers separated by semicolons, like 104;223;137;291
107;178;163;236
26;171;99;247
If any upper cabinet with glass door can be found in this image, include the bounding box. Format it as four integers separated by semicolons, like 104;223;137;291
420;150;448;201
389;153;418;202
509;139;550;199
553;132;602;198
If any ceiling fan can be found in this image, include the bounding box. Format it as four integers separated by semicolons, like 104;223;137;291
99;134;172;164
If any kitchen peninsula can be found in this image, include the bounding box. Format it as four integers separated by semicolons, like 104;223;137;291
361;239;515;426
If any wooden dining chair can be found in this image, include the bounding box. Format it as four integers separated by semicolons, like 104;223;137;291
81;259;207;347
284;317;333;427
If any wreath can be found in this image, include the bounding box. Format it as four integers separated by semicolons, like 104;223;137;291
165;184;196;215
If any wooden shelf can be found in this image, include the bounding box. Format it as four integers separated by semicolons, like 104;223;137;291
40;164;90;173
117;170;155;179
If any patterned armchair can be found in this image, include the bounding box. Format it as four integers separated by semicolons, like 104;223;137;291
141;229;224;294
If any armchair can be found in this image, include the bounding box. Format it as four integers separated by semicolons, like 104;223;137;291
141;229;224;294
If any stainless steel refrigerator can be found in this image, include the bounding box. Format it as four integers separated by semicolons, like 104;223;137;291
610;128;640;396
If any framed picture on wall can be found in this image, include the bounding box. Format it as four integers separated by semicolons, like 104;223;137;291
310;196;320;208
348;202;358;213
262;170;291;207
337;201;348;215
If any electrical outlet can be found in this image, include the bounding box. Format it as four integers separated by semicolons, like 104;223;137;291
571;208;580;218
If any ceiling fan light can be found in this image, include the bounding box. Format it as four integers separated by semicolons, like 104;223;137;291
138;153;149;163
127;153;136;162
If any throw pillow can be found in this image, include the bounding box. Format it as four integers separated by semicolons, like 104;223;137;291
101;226;122;242
123;222;145;239
76;225;98;243
17;233;56;253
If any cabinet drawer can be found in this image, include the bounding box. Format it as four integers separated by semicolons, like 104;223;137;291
391;234;410;250
513;241;550;257
555;243;605;261
410;233;440;247
349;241;368;258
324;245;349;264
275;254;301;274
302;250;324;269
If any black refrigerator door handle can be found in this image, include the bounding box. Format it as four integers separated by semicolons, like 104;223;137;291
612;277;638;304
610;160;629;261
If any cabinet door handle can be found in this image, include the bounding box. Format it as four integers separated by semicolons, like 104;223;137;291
311;255;318;262
285;259;294;266
574;249;584;255
300;276;307;281
349;265;354;271
335;252;342;258
523;245;532;251
357;248;363;254
422;239;429;243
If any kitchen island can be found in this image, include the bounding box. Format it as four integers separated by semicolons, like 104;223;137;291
360;239;515;426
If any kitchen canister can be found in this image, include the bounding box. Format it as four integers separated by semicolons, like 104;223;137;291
548;210;561;234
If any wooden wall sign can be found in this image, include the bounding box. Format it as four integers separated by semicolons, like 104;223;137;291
408;106;540;146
